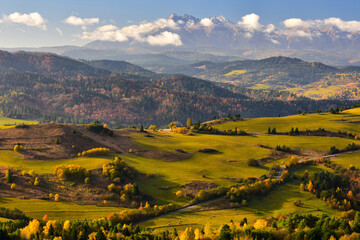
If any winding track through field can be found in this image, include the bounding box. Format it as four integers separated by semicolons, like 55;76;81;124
138;149;360;225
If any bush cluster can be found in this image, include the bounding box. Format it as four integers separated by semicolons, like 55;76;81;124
102;157;134;182
275;145;291;153
328;143;360;155
247;158;259;167
78;147;110;157
110;202;177;224
107;182;139;202
87;121;113;136
13;144;23;152
227;178;281;203
191;186;228;204
0;207;28;220
53;165;88;182
171;126;188;134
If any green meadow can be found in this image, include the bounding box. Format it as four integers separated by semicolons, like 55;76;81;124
121;131;355;205
213;108;360;135
331;151;360;168
0;150;112;174
140;179;341;231
0;198;126;221
0;116;37;129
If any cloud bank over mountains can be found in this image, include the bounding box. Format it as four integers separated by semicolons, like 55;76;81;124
2;11;360;51
77;13;360;50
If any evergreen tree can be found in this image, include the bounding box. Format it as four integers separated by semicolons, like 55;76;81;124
219;224;231;240
289;127;294;135
295;127;300;135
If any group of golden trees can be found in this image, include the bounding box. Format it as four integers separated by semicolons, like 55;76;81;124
53;165;89;182
78;147;110;157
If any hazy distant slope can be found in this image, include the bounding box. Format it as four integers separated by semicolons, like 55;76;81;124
83;59;157;77
159;56;360;100
0;51;110;78
163;56;337;85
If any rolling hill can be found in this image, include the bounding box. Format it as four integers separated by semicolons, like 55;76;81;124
161;56;360;100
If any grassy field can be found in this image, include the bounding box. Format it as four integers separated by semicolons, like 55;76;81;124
123;131;354;204
0;116;37;129
213;108;360;135
0;198;127;221
0;151;113;174
224;69;247;76
331;151;360;168
140;180;341;231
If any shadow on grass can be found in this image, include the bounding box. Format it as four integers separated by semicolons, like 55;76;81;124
136;175;187;206
0;198;12;204
256;165;269;171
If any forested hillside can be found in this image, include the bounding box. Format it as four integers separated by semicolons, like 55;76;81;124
0;51;358;126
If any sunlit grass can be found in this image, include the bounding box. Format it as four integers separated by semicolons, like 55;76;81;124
140;180;341;231
0;150;113;174
214;108;360;136
0;198;127;221
0;116;37;129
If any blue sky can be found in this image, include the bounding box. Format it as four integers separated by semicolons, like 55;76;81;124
0;0;359;47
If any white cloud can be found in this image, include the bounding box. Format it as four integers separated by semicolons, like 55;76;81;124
283;18;311;28
288;30;313;38
0;12;46;30
238;13;261;31
200;18;213;27
293;30;313;38
64;16;99;26
147;31;182;46
120;18;178;40
82;24;128;42
265;24;275;33
81;17;180;45
324;17;360;32
56;27;63;36
283;17;360;32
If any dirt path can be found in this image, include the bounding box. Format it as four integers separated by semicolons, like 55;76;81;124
135;196;225;225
